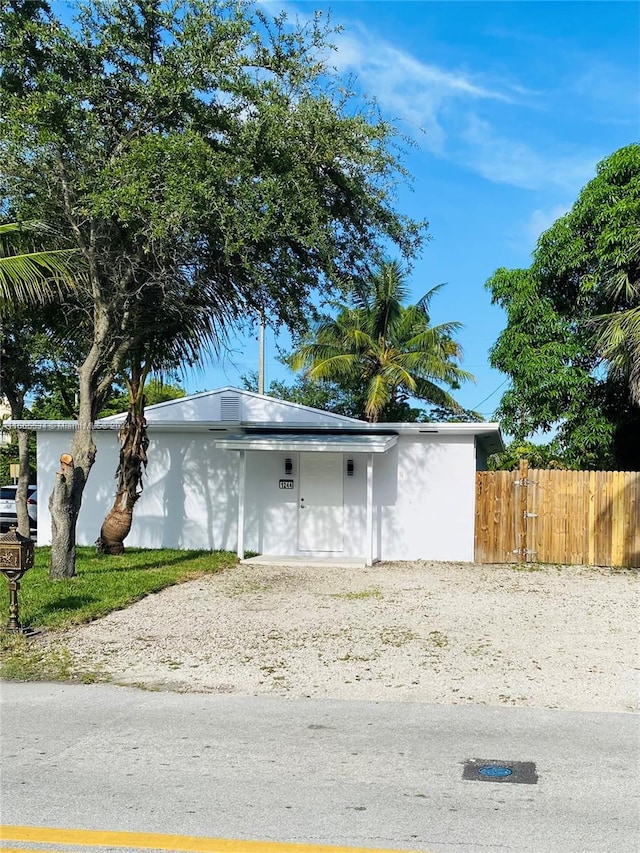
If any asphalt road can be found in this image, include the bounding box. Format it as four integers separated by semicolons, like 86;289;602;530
1;682;638;853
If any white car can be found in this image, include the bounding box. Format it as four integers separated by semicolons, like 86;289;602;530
0;485;37;533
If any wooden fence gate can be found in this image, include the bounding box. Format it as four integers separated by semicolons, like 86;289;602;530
475;461;640;567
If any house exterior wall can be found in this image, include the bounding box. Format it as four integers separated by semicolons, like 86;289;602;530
37;430;241;551
37;431;115;548
475;437;489;471
377;434;476;561
243;451;368;558
36;428;476;561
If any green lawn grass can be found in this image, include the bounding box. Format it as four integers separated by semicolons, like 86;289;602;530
1;546;238;632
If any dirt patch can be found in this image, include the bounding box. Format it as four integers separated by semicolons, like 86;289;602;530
45;560;639;712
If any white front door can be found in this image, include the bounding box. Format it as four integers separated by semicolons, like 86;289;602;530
298;452;344;552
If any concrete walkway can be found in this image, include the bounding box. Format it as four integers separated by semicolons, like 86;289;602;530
241;554;368;568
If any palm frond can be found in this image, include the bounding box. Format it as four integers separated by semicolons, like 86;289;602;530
0;222;81;306
414;283;446;317
306;353;361;382
366;260;407;339
379;362;417;392
412;378;464;411
404;318;463;341
287;259;472;420
398;350;474;384
365;373;393;422
594;306;640;404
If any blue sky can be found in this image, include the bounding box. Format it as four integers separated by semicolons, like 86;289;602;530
191;0;638;419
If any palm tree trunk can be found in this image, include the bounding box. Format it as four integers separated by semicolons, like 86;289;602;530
96;390;148;555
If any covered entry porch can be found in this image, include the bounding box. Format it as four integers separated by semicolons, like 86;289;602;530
214;432;397;566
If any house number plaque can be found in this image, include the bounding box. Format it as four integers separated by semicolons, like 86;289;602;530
279;479;294;489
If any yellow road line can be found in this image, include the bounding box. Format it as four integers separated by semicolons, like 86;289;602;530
0;827;421;853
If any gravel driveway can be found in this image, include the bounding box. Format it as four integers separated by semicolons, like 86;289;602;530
52;560;639;713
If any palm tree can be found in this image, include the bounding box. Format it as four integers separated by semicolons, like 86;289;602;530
95;277;235;554
0;222;79;305
289;260;474;422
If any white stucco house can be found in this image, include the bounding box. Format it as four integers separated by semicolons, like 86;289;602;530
13;388;502;565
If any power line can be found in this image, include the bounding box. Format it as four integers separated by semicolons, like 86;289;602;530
472;378;510;411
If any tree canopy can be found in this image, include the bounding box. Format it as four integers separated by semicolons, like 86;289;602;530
242;371;368;420
2;0;424;338
487;143;640;470
487;440;568;472
1;0;426;574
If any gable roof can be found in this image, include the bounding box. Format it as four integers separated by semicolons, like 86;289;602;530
96;387;365;426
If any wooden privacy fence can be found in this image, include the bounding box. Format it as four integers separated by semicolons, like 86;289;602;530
475;462;640;567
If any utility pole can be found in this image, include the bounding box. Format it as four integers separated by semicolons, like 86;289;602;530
258;312;266;394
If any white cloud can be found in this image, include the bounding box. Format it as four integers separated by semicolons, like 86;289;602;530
460;115;599;192
334;28;508;100
331;24;512;154
327;20;604;193
257;2;610;194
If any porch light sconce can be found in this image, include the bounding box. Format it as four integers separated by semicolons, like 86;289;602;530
346;459;355;476
284;458;293;475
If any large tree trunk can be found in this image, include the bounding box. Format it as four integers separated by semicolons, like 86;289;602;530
96;395;148;555
46;183;136;575
48;327;105;578
48;453;83;578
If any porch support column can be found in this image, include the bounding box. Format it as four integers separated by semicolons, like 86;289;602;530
237;450;246;560
366;452;374;566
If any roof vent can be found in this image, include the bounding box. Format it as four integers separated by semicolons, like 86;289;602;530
220;395;240;422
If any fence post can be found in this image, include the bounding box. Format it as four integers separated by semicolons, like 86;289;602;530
517;459;529;563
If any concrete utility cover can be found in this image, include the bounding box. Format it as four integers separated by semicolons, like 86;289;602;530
463;759;538;784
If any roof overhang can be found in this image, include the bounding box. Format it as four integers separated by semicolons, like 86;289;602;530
214;433;398;454
2;420;238;433
3;418;502;453
241;423;504;454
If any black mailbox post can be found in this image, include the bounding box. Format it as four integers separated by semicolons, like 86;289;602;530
0;526;35;632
